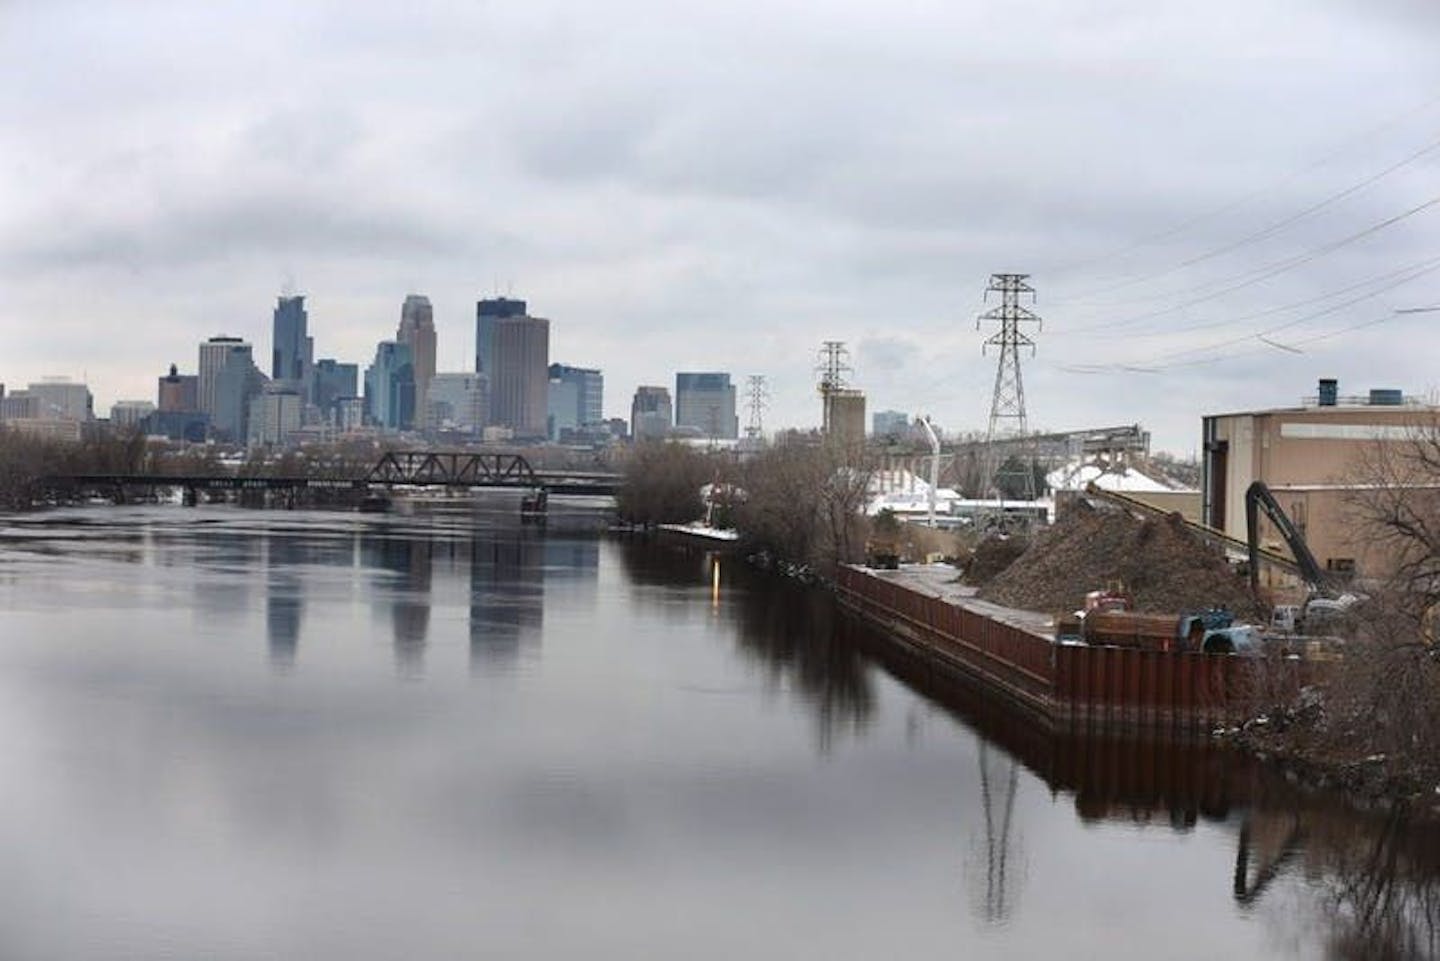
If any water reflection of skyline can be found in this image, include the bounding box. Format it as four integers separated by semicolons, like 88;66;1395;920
255;518;600;676
74;512;1440;957
265;534;304;669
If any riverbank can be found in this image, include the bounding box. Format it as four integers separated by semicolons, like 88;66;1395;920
839;557;1440;818
1223;693;1440;818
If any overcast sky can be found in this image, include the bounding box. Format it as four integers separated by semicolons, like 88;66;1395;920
3;0;1438;452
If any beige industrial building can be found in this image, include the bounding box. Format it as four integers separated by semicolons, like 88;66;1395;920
1202;378;1440;583
823;388;866;454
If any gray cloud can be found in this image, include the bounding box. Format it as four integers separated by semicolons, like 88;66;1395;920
2;0;1438;449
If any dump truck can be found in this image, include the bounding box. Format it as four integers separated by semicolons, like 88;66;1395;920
1058;607;1260;654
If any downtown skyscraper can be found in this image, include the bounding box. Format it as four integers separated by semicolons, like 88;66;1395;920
475;297;527;380
397;295;437;428
675;372;739;440
490;313;549;440
272;295;314;392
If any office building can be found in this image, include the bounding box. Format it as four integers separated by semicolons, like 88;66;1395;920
873;409;910;438
547;375;578;440
313;359;359;420
547;364;603;441
631;386;673;441
27;378;93;421
1203;378;1440;582
272;295;313;391
199;336;247;416
210;343;268;442
147;410;210;443
199;337;266;441
397;295;437;427
429;372;487;435
364;341;416;431
0;392;39;421
2;418;81;442
157;364;199;413
475;297;527;378
490;314;549;439
110;400;155;429
675;372;738;440
337;397;365;433
248;384;304;447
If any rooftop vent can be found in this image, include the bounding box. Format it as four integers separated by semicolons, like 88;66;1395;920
1369;388;1404;406
1318;378;1338;407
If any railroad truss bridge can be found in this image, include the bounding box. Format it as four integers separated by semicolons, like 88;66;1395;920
50;451;622;515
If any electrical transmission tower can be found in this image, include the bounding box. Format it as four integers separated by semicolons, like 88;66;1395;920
744;374;769;439
816;341;852;433
977;273;1042;500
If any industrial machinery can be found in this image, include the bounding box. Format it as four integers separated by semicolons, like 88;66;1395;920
916;414;942;528
1244;481;1358;634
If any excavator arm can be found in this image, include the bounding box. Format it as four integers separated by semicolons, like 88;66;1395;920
1245;481;1328;596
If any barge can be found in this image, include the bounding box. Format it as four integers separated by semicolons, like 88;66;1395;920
836;564;1317;737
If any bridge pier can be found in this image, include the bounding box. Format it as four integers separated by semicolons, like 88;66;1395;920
183;486;198;507
520;488;548;523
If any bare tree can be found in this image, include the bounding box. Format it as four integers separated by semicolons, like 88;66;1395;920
614;441;713;528
1316;419;1440;784
1348;420;1440;623
735;440;874;574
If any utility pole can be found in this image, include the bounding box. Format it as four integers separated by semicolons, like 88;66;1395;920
816;341;851;434
744;374;768;439
978;274;1041;501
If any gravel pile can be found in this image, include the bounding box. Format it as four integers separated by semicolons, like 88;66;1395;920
978;502;1261;617
962;535;1030;586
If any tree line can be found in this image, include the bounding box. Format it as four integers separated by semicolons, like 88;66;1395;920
615;438;872;576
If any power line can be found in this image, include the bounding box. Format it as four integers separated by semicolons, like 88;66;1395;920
1057;194;1440;336
1073;253;1440;353
1045;88;1440;282
1055;132;1440;304
1098;276;1425;369
1058;309;1415;374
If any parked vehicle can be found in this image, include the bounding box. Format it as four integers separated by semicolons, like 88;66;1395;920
1059;606;1260;654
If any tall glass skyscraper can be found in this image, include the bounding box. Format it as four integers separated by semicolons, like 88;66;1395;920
547;364;603;440
272;295;313;391
398;295;437;428
364;341;415;431
675;372;738;439
475;297;527;378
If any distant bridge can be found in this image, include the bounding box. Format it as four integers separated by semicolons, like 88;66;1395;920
50;451;623;499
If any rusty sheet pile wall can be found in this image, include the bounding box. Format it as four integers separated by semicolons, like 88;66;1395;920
836;566;1305;735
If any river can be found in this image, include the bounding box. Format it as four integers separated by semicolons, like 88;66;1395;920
0;501;1436;959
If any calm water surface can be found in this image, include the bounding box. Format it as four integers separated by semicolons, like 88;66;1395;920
0;502;1436;959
